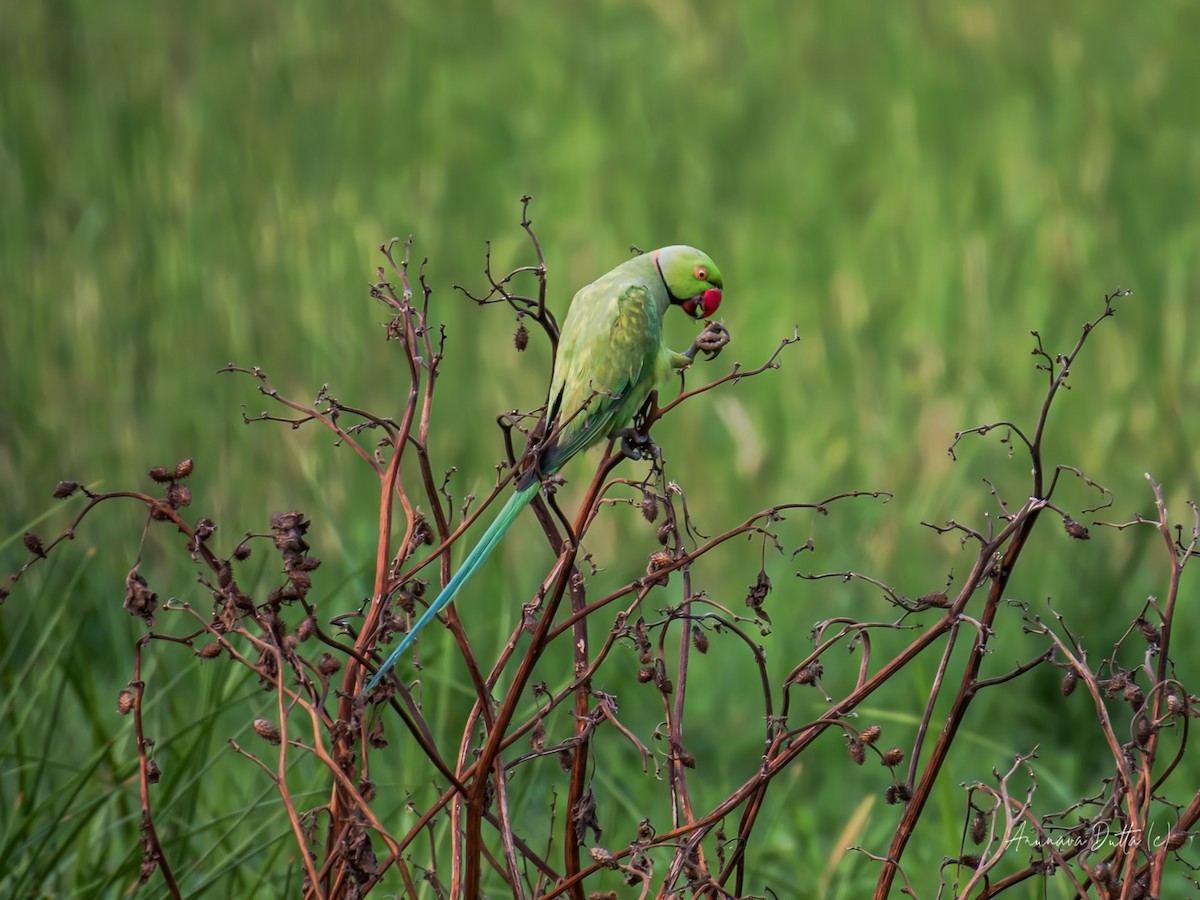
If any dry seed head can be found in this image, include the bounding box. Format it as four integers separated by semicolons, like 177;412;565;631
847;738;866;765
174;458;194;479
640;491;659;523
166;482;191;509
691;626;709;654
880;747;904;766
52;480;81;499
1063;517;1090;540
194;518;216;543
198;641;223;659
146;760;161;784
118;689;134;715
22;531;46;557
793;663;823;686
1061;668;1079;696
317;652;341;675
970;811;987;845
1134;716;1153;745
646;550;672;586
589;847;617;868
514;322;529;351
1136;616;1161;647
1124;683;1144;707
148;466;174;483
253;718;282;745
859;725;881;745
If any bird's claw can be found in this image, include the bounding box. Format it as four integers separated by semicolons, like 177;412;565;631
685;320;731;361
616;428;660;462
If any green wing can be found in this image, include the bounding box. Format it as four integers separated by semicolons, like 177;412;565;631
541;280;664;474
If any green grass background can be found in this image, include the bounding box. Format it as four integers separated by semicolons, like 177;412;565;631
2;0;1199;896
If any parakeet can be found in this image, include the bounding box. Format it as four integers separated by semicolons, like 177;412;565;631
366;246;724;690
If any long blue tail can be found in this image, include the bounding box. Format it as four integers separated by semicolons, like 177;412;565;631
366;480;539;690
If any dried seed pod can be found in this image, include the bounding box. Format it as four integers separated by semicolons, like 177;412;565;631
919;591;949;608
22;531;46;557
589;847;618;868
52;480;81;499
288;570;312;594
368;717;387;749
1062;517;1090;540
174;458;194;479
1124;683;1144;708
1134;715;1153;745
253;718;282;745
691;626;709;654
859;725;881;746
745;569;772;624
513;322;529;351
197;641;223;659
645;550;672;586
792;663;823;686
640;492;659;523
317;653;341;675
232;541;252;561
148;466;174;483
124;567;158;626
146;760;161;784
118;689;134;715
880;747;904;767
847;738;865;766
970;811;987;845
166;482;191;509
1135;616;1161;648
1061;668;1079;696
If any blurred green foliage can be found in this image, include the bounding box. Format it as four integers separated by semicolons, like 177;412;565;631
2;0;1199;895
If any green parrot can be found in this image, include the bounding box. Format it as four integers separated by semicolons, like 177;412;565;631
366;246;724;690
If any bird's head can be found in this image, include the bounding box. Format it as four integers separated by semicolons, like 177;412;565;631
654;246;723;319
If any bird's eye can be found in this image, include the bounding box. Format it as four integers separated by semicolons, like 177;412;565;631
694;265;708;281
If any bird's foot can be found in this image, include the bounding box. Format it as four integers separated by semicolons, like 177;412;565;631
684;320;731;361
615;427;661;462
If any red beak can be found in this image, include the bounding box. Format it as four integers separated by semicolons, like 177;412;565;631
683;288;722;319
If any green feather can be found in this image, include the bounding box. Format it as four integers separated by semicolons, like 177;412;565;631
365;480;538;690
